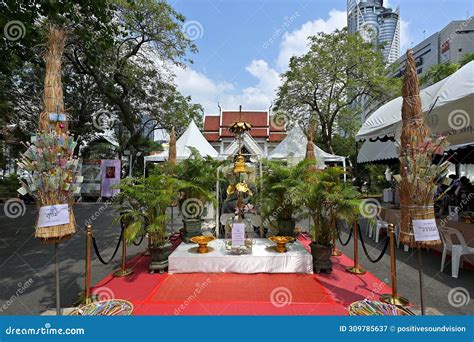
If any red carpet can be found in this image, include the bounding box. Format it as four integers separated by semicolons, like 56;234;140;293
93;236;394;316
150;273;333;304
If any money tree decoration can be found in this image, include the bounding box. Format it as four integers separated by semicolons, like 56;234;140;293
397;50;448;248
17;27;81;243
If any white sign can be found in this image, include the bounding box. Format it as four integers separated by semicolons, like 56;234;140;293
412;219;440;242
232;223;245;246
38;204;70;228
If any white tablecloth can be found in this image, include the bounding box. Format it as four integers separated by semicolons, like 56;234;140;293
168;239;313;274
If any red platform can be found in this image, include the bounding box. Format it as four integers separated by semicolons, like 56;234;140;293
93;238;393;315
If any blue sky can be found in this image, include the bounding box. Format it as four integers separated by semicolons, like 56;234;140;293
168;0;474;114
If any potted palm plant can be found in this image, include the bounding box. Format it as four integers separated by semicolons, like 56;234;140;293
173;149;221;242
114;174;183;272
303;167;360;273
260;160;308;236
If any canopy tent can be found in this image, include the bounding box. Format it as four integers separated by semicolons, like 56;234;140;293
357;139;398;164
144;120;219;172
358;140;474;164
356;61;474;146
268;126;347;180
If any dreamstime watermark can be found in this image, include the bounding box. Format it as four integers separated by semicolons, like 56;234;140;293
360;22;379;42
83;191;124;227
442;16;474;49
92;109;116;131
448;109;470;130
3;20;26;42
93;286;115;301
174;277;212;315
270;287;292;308
262;12;300;49
364;279;390;302
182;20;204;41
447;287;470;308
5;323;85;336
0;278;34;313
262;189;301;228
359;198;382;220
181;198;204;219
438;192;473;229
270;111;290;130
3;198;26;219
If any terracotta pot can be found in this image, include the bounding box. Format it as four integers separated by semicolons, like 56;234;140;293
310;242;333;274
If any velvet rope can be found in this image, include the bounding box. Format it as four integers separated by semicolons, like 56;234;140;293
92;226;123;265
357;224;389;263
336;222;353;246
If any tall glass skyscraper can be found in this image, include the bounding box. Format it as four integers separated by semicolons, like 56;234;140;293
347;0;400;64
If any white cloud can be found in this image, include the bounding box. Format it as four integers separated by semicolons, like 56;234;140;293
173;62;277;113
276;9;346;70
174;9;347;113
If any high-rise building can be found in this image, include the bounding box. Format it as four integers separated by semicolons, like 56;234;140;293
347;0;400;64
391;19;474;81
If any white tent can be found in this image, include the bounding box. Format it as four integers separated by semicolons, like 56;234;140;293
144;120;218;171
357;139;398;164
356;61;474;146
269;126;347;179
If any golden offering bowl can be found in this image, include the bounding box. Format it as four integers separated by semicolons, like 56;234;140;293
268;236;294;253
190;236;215;253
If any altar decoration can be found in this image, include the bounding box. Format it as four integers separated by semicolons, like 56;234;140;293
348;300;414;316
70;299;133;316
17;27;81;243
190;236;215;253
223;105;256;254
224;217;254;254
397;50;449;248
268;236;294;253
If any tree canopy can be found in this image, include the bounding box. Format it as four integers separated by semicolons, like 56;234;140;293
0;0;201;159
275;28;399;154
420;52;474;86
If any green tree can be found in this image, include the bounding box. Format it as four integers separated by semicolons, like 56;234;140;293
420;62;459;86
420;53;474;86
0;0;200;159
275;28;397;153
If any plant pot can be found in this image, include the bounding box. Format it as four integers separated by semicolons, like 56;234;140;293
149;242;172;274
310;242;333;274
276;219;296;237
182;218;203;243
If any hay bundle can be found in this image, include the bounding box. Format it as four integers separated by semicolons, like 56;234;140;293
398;50;441;248
39;27;67;134
305;119;319;174
17;26;80;243
168;126;177;165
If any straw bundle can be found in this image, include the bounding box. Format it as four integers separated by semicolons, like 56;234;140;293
17;26;80;243
168;126;177;165
39;27;67;134
398;50;440;248
37;26;76;243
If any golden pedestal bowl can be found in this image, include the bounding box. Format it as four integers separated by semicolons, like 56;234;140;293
268;236;294;253
190;236;216;253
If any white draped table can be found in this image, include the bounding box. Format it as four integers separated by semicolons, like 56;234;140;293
168;239;313;274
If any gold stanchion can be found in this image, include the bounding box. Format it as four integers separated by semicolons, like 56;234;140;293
113;226;133;277
144;233;150;256
380;223;409;306
85;224;93;304
346;221;366;275
331;222;342;256
332;236;342;256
